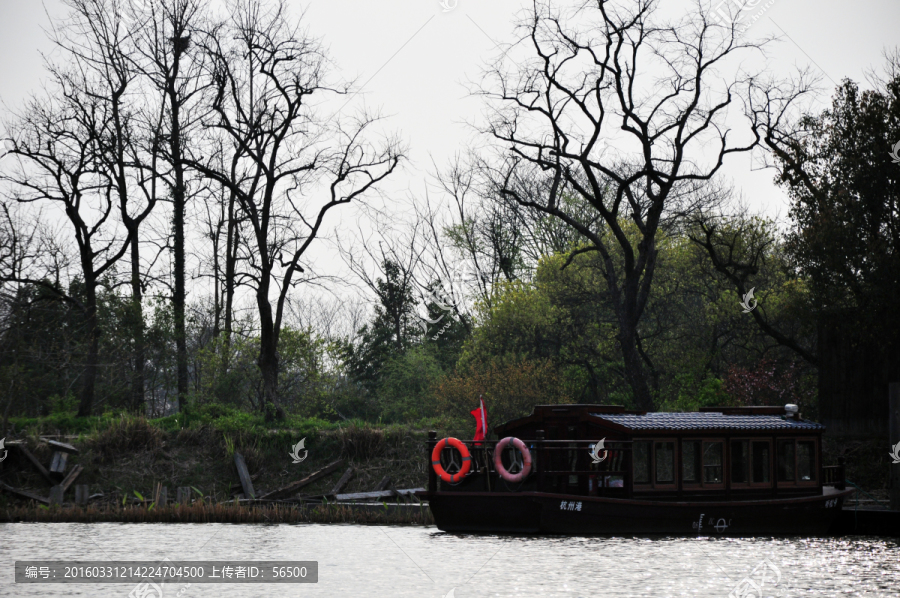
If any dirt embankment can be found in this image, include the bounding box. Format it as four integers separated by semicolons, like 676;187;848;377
0;420;440;517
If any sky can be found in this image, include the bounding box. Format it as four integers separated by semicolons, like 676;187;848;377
1;0;899;320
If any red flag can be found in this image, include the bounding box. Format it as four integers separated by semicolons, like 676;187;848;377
470;396;488;445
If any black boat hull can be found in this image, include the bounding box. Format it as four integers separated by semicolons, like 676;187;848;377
423;487;854;535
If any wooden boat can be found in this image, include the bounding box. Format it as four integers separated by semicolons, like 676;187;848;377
420;404;853;535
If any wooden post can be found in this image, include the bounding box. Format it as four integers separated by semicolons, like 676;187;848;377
154;483;168;506
233;452;256;499
427;431;437;493
176;487;192;504
890;382;900;511
48;485;64;505
75;484;90;505
375;475;392;491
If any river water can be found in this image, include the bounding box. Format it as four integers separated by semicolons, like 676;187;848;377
1;523;898;597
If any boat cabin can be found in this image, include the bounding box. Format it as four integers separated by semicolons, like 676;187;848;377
432;404;843;501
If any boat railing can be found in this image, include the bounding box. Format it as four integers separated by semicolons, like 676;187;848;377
427;432;632;496
822;457;846;490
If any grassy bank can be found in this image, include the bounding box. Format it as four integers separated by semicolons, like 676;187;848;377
0;408;463;522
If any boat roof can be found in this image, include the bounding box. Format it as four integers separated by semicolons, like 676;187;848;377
494;404;825;434
594;411;825;432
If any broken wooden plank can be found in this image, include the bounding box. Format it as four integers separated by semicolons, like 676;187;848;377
233;452;256;499
0;481;50;505
60;464;83;493
49;451;68;475
375;475;392;491
258;459;344;500
335;488;425;501
11;444;55;485
45;440;79;454
331;467;354;495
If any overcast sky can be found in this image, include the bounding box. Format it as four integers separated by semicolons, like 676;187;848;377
1;0;899;319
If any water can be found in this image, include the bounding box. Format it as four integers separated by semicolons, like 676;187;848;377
1;523;898;597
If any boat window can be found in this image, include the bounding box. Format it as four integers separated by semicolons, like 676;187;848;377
633;441;651;484
655;442;675;484
777;439;795;482
797;440;816;482
731;440;749;484
703;442;723;484
682;440;701;483
752;441;771;483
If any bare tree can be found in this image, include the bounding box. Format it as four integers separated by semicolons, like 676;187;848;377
1;68;133;416
340;226;427;351
47;0;168;411
195;136;251;377
473;0;801;409
129;0;210;411
185;0;403;419
432;161;521;305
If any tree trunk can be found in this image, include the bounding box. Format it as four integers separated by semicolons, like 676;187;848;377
221;190;237;377
613;275;655;411
77;278;99;417
168;45;189;412
618;326;654;411
129;235;145;411
257;285;285;421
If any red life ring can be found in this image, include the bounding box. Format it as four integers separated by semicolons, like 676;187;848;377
431;437;472;483
494;437;532;482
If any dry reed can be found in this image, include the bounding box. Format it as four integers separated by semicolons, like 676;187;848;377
2;501;434;525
